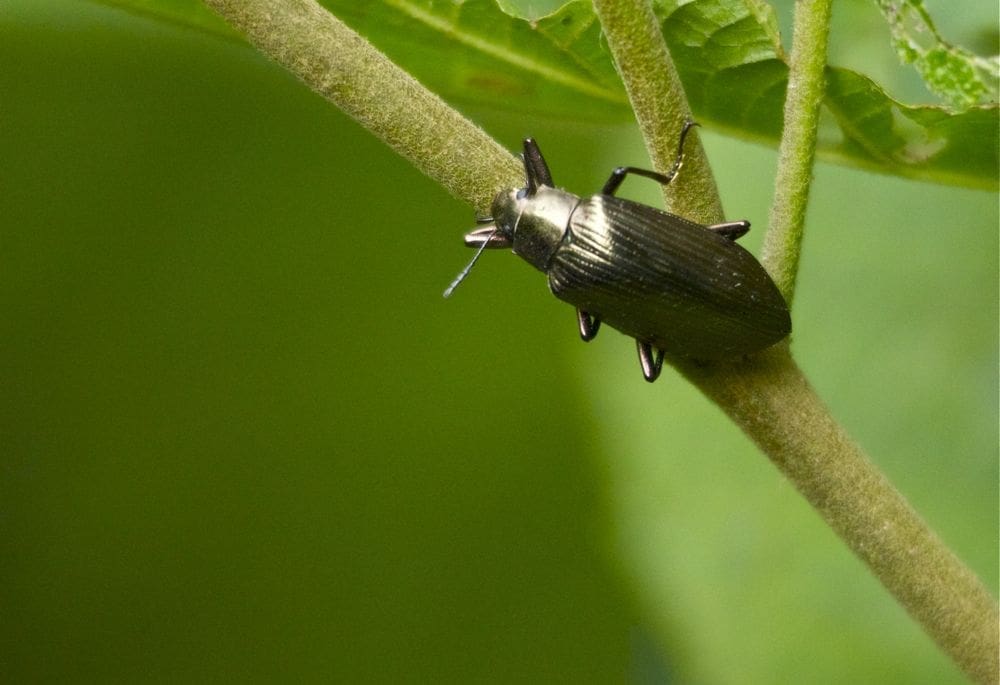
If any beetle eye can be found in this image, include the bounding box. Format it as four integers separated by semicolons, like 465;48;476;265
516;188;528;200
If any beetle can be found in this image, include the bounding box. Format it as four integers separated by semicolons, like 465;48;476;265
445;121;791;382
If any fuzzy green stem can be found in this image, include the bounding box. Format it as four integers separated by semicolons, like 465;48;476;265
592;0;723;225
677;347;999;685
201;0;522;216
597;0;998;679
761;0;831;304
205;1;998;680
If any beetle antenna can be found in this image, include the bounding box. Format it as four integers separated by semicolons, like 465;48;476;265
443;226;499;298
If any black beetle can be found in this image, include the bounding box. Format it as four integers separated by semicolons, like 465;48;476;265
446;122;791;382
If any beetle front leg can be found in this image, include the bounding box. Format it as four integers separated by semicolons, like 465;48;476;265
522;138;555;193
637;341;665;382
577;309;601;341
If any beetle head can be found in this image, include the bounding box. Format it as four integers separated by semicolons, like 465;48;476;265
491;185;575;273
443;138;565;297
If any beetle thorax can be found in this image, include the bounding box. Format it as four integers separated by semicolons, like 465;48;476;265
492;186;578;272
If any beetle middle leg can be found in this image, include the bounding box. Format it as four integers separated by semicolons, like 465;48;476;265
577;309;601;341
637;341;665;383
600;119;700;196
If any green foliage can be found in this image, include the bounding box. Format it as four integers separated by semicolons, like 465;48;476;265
5;1;997;683
90;0;998;188
327;0;626;119
874;0;999;109
100;0;238;37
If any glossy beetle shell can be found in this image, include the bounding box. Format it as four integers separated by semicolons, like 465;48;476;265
545;194;790;360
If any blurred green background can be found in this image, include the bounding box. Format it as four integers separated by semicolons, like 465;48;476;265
1;1;996;682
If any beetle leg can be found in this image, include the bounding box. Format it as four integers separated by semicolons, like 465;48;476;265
601;119;700;196
577;310;601;341
601;166;675;196
707;220;751;241
636;341;665;382
522;138;554;195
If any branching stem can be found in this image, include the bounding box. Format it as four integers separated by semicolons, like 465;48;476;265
201;0;522;216
761;0;831;305
677;346;1000;685
203;0;999;681
592;0;723;225
595;1;997;680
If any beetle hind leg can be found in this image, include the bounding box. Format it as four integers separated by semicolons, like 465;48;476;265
577;310;601;341
637;341;665;382
707;220;751;241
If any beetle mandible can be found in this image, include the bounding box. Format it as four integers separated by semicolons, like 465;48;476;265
445;121;791;382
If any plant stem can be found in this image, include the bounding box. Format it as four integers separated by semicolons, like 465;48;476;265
592;0;723;225
205;0;998;680
677;346;999;685
598;1;997;680
201;0;523;216
761;0;831;305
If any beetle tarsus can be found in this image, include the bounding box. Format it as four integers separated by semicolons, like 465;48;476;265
577;310;601;341
637;341;665;382
707;220;751;241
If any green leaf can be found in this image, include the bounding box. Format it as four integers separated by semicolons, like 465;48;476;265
320;0;628;121
874;0;999;109
654;0;997;188
656;0;787;139
493;0;570;22
824;68;998;186
87;0;998;187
